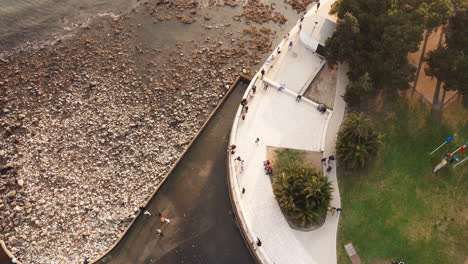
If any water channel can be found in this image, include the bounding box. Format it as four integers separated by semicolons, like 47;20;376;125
96;80;254;264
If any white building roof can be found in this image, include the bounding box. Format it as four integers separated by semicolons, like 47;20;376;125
300;14;337;52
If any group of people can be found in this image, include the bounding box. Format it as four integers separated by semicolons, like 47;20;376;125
139;207;171;237
321;155;335;173
329;206;342;216
317;104;327;114
264;160;273;175
241;98;249;120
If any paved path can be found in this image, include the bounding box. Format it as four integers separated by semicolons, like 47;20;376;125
227;1;349;263
97;82;254;264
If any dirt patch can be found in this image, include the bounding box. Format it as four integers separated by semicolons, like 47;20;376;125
408;27;458;105
266;146;323;172
302;64;337;109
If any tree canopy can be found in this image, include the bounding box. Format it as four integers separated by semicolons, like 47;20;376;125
326;0;451;94
426;0;468;97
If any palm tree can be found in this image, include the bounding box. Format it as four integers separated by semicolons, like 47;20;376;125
273;163;333;227
337;112;383;169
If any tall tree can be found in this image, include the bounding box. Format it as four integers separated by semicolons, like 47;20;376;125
326;0;451;95
426;0;468;104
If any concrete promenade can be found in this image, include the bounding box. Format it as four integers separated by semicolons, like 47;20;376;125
227;1;348;263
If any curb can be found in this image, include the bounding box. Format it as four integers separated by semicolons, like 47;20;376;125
1;240;22;264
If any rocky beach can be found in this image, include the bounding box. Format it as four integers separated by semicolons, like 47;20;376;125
0;0;314;263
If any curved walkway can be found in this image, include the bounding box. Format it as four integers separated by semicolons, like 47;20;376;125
227;2;349;263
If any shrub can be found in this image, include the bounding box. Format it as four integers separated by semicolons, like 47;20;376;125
273;149;333;227
336;112;383;169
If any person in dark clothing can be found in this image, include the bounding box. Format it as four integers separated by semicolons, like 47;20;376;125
241;98;247;107
296;95;302;102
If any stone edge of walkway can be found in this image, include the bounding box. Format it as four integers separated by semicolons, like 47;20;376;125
1;240;22;264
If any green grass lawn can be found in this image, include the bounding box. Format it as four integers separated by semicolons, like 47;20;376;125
337;96;468;264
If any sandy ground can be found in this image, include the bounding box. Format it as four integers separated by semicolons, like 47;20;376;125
266;146;323;172
303;64;337;109
408;27;458;105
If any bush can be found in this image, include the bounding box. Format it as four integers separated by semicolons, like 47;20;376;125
343;73;374;107
336;112;383;169
273;149;333;227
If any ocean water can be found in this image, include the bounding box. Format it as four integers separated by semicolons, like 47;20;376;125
0;0;138;52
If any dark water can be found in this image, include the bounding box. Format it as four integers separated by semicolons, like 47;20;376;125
96;81;254;264
0;0;138;51
0;0;303;54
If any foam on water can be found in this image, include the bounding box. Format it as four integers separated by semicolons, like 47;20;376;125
0;0;137;52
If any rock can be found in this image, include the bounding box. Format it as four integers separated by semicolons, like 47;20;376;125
6;190;16;199
17;179;24;187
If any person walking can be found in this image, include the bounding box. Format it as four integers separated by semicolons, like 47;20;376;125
300;16;304;22
328;155;335;164
252;85;256;94
326;166;332;173
241;98;247;107
261;68;265;79
264;82;269;90
277;47;281;54
337;208;342;216
316;1;321;11
245;106;249;113
242;114;246;120
289;39;293;49
321;157;327;164
255;137;260;145
296;95;302;102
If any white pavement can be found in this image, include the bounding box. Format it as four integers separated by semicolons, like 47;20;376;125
227;1;349;263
